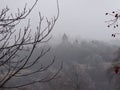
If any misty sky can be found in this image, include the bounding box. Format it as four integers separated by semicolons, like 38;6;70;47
1;0;120;41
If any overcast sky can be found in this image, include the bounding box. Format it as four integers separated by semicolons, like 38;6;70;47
1;0;120;41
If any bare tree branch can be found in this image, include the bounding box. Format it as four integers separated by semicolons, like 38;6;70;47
0;0;61;89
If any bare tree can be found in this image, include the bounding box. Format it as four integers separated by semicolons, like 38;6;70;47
64;63;94;90
105;10;120;37
105;10;120;90
0;0;62;89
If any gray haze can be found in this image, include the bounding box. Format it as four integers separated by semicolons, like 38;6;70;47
1;0;120;41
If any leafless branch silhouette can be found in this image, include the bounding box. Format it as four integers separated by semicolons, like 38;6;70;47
0;0;62;89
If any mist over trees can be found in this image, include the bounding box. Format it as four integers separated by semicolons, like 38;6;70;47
1;0;120;89
36;34;119;90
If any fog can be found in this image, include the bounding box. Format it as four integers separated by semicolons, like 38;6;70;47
1;0;120;41
1;0;120;90
5;34;120;90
